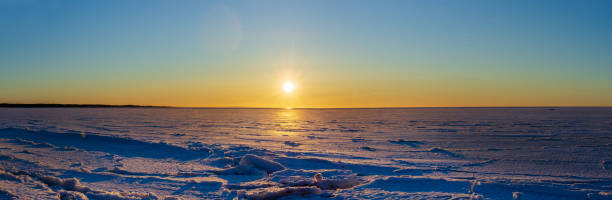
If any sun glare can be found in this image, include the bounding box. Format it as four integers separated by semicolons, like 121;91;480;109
283;81;295;93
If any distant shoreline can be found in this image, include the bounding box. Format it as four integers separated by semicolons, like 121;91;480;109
0;103;168;108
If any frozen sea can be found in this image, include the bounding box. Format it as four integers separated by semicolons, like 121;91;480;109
0;107;611;200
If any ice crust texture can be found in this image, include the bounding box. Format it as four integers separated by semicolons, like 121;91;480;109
0;107;611;199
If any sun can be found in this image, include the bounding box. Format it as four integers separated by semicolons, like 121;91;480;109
283;81;295;93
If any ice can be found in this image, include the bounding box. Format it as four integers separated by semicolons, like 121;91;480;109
512;192;522;200
313;173;360;190
361;146;376;151
0;190;17;199
283;141;301;147
59;190;88;200
0;168;20;182
389;139;424;147
215;154;285;175
238;154;285;173
243;186;324;200
0;107;611;199
427;147;461;157
85;191;161;200
13;137;55;148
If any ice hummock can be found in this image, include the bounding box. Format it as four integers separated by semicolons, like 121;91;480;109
214;154;285;175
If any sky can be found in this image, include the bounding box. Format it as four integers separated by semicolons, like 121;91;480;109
1;0;611;108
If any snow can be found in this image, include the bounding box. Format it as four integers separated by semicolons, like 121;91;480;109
243;186;324;200
59;190;88;200
512;192;522;200
0;107;611;199
214;154;285;175
313;173;360;190
237;154;285;174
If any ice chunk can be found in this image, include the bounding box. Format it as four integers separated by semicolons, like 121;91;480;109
470;193;484;200
428;147;461;157
283;141;300;147
361;146;376;151
162;197;182;200
0;169;21;182
215;154;285;175
38;176;91;193
86;191;160;200
512;191;523;200
389;139;424;147
0;189;17;199
244;186;322;200
225;181;275;190
239;154;285;173
314;173;360;190
14;138;55;148
59;190;88;200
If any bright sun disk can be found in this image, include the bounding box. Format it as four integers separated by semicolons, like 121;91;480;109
283;81;295;93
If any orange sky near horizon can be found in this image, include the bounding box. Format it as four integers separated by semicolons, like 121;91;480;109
1;1;611;108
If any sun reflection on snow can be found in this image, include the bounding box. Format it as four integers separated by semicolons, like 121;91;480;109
274;108;301;136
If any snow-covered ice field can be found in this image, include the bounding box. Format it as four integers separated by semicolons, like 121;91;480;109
0;107;611;200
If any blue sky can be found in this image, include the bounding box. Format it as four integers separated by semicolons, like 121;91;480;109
1;0;611;107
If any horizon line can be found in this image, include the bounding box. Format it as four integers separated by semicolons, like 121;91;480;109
1;103;611;109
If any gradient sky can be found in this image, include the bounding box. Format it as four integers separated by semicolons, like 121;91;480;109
1;0;611;107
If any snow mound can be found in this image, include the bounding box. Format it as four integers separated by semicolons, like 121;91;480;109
39;175;91;193
239;155;285;173
215;154;285;175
